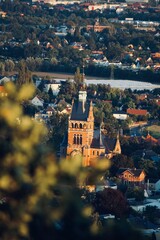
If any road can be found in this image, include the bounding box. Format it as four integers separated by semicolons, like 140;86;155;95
32;71;106;80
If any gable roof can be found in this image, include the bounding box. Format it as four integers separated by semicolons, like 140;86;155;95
145;133;158;143
127;108;148;116
117;168;145;177
103;136;117;153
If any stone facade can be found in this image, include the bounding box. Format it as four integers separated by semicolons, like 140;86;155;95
60;80;121;166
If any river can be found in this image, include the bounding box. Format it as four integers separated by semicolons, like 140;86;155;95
35;71;160;90
85;79;160;90
55;78;160;90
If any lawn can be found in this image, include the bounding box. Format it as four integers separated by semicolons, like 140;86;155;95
145;125;160;139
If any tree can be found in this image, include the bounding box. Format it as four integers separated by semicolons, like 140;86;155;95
49;111;68;151
48;85;54;102
74;67;83;87
110;154;134;176
4;59;15;73
94;188;129;218
58;79;77;103
0;62;5;75
16;60;32;87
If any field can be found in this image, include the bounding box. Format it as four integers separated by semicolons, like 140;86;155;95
145;125;160;138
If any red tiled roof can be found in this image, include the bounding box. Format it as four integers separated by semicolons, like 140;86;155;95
145;133;158;143
127;108;148;116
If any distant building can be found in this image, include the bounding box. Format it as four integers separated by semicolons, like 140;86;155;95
113;111;128;120
127;108;148;116
31;96;44;107
86;18;111;32
117;168;146;185
125;0;148;2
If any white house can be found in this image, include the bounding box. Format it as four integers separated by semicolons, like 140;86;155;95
0;77;11;84
45;83;61;96
113;111;128;120
31;96;44;107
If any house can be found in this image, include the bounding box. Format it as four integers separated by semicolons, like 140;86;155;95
136;94;148;101
0;77;10;84
46;106;55;116
113;111;128;120
86;18;111;32
45;82;61;95
144;133;159;145
132;149;160;162
127;108;148;116
116;168;146;185
60;107;72;115
147;179;160;193
31;96;44;107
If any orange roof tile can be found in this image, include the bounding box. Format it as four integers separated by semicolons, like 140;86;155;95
127;108;148;116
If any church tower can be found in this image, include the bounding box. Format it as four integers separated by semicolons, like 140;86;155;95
66;76;94;166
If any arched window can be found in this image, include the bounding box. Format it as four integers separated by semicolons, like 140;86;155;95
73;134;76;144
72;123;74;128
79;123;83;129
75;123;78;128
80;135;82;145
97;151;99;156
77;134;80;145
93;151;95;155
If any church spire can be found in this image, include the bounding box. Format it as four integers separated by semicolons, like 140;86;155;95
78;65;87;109
99;122;105;149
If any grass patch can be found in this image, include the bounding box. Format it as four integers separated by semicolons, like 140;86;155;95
145;125;160;139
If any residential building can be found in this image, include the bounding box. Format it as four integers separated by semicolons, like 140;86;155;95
31;95;44;107
113;111;128;120
86;18;111;32
127;108;148;116
117;168;146;185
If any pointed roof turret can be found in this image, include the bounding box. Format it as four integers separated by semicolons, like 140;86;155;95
99;122;105;149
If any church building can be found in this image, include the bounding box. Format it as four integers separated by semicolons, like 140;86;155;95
60;78;121;166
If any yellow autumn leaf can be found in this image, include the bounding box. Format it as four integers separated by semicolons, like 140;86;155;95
18;223;28;236
17;84;35;101
0;102;22;126
19;116;33;132
95;158;110;171
4;81;16;96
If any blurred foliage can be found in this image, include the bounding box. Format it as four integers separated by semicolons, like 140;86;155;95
0;82;146;240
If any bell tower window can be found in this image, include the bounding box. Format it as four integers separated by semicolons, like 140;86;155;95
80;135;82;145
73;134;76;144
77;134;80;144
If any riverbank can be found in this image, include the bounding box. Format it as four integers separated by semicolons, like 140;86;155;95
32;71;160;90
